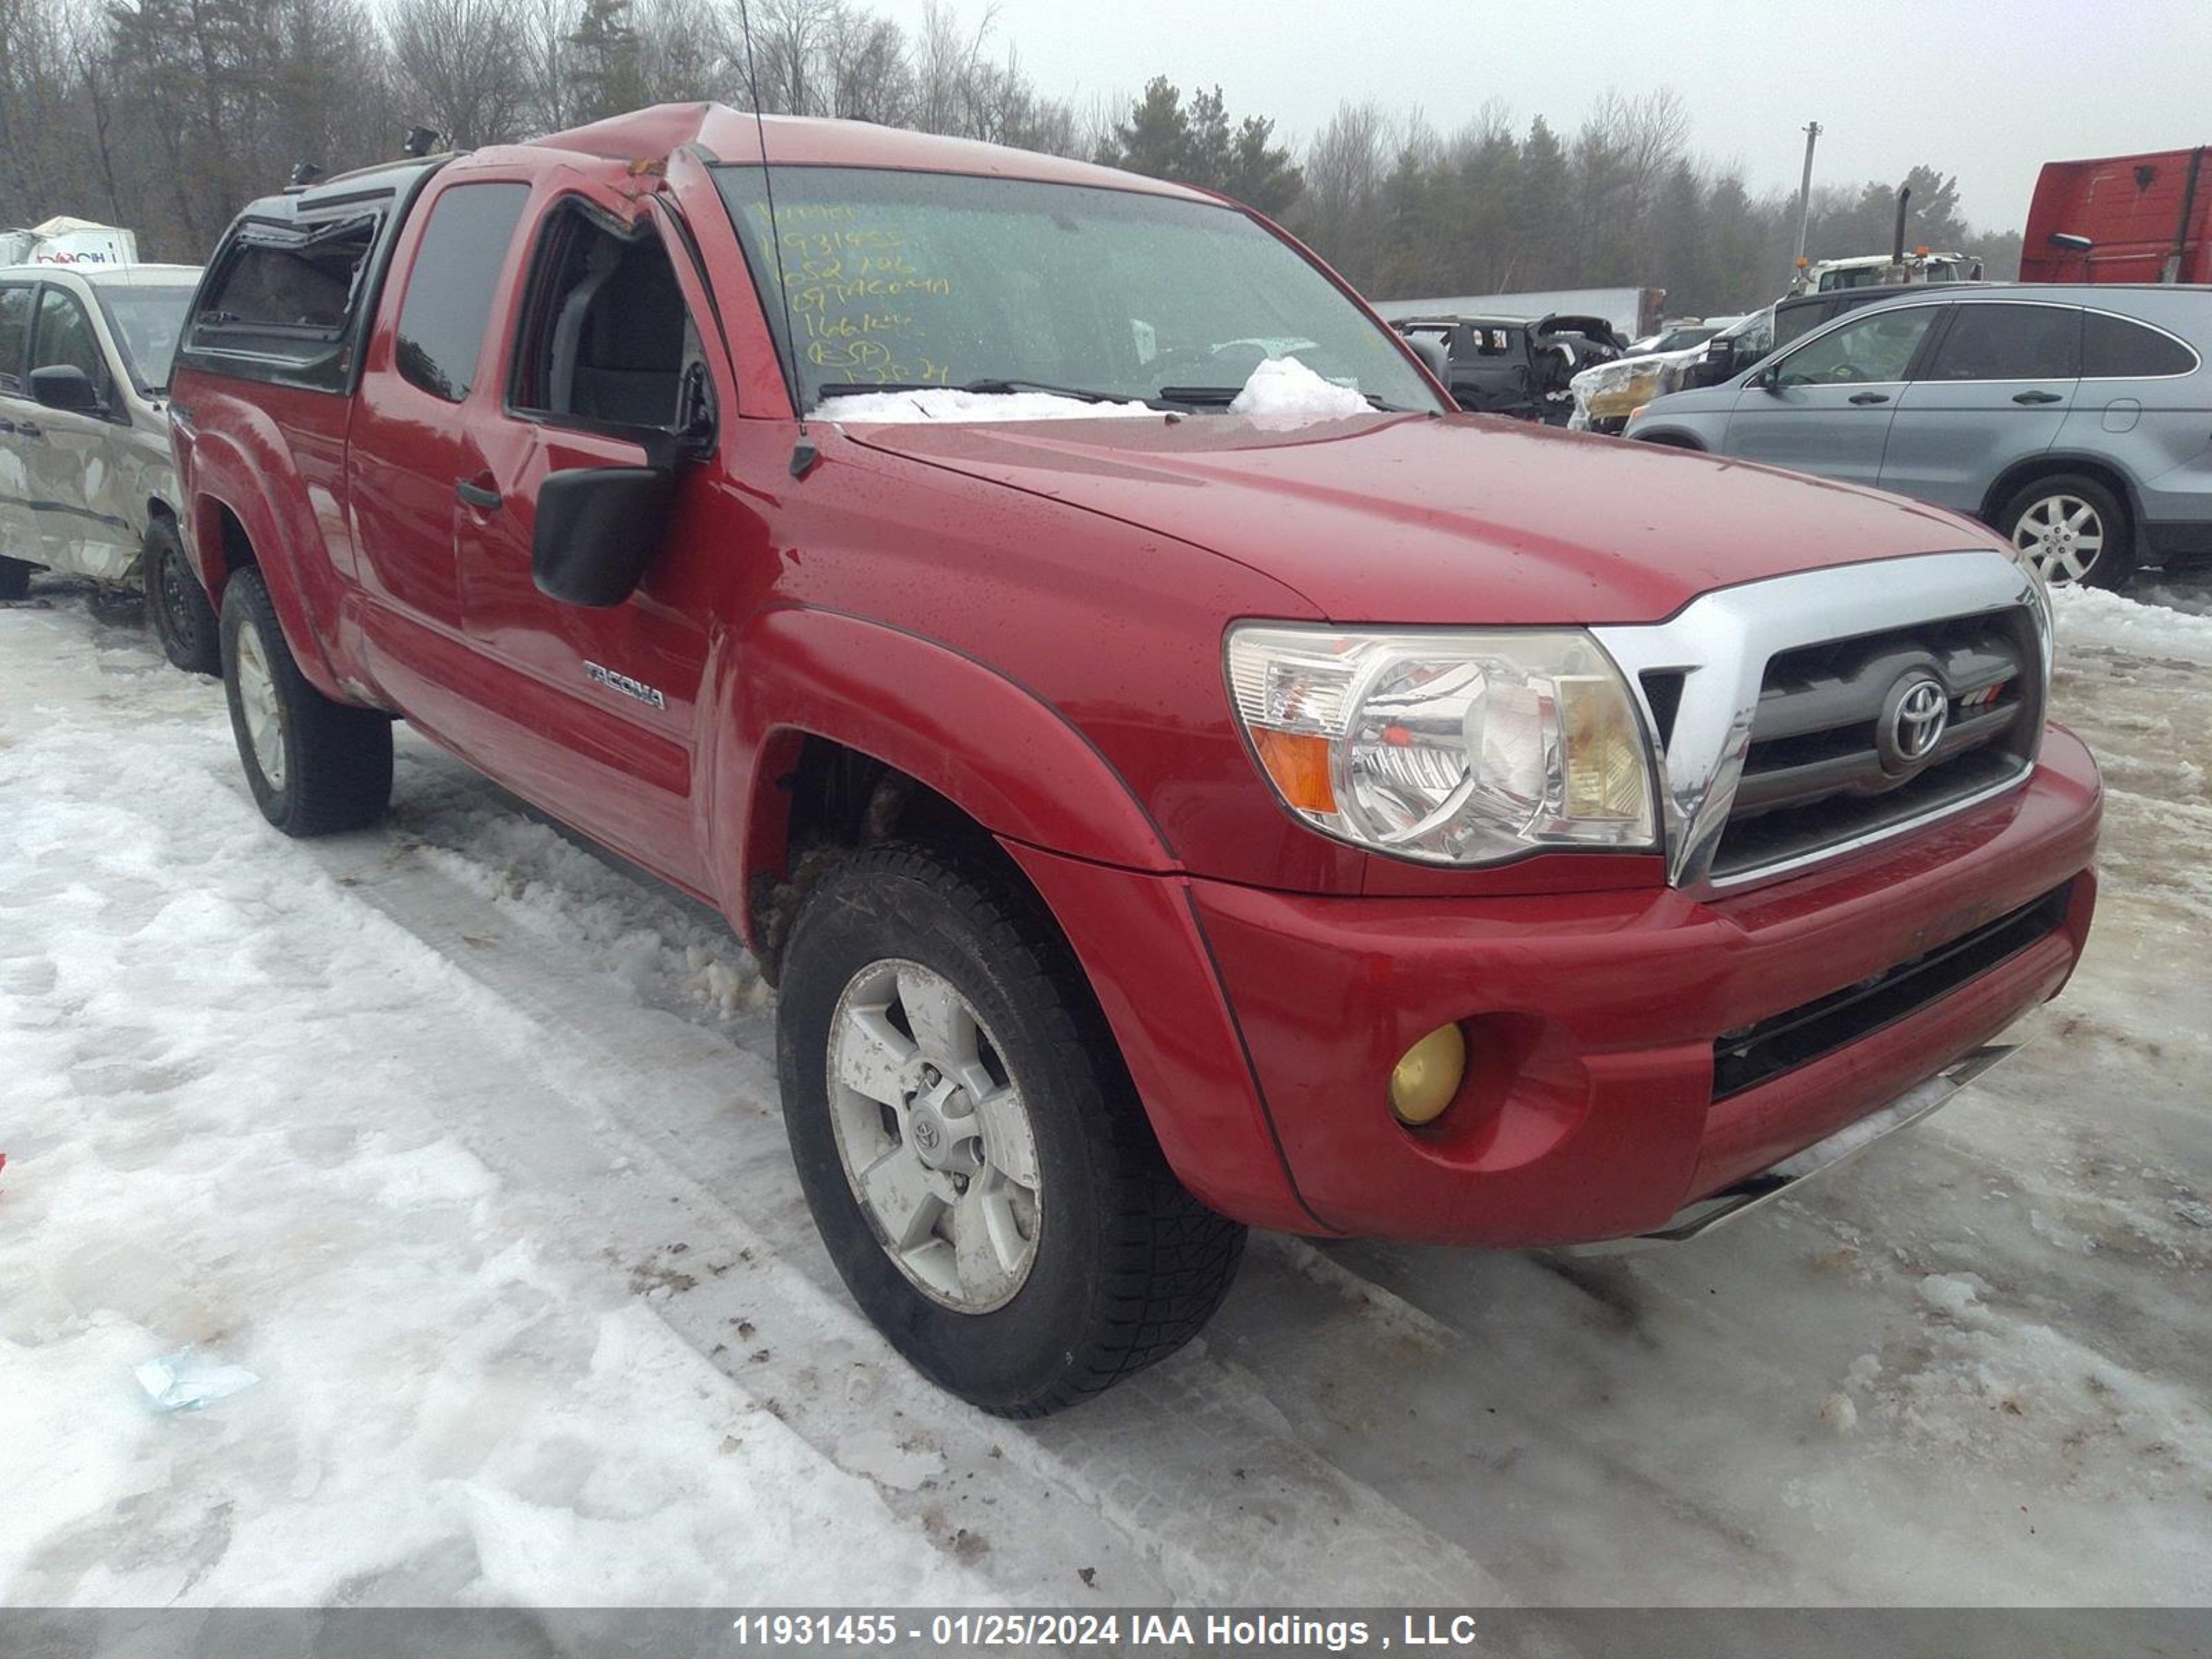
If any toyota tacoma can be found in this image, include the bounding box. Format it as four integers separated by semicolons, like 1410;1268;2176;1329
168;106;2101;1416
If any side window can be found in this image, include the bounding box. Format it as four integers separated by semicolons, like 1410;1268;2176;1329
1774;306;1938;386
1921;304;2079;382
395;181;530;402
2083;311;2198;378
512;208;709;434
32;288;109;395
191;216;378;349
0;284;30;393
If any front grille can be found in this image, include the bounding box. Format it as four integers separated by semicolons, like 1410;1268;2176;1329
1709;606;2043;881
1712;880;2072;1100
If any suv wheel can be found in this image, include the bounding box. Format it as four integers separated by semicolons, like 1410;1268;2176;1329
220;566;393;835
0;556;33;601
2000;474;2134;588
144;518;220;675
776;843;1246;1416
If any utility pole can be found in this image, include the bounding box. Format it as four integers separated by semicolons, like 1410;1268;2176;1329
1790;121;1822;290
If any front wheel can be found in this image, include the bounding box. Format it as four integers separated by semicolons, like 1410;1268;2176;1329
144;518;220;675
220;566;393;836
0;556;33;601
777;843;1245;1416
2000;474;2134;588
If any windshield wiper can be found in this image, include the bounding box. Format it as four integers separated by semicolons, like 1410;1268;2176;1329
1157;384;1414;413
814;377;1149;406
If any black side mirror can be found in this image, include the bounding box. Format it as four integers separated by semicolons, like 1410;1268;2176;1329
532;443;676;608
29;364;102;413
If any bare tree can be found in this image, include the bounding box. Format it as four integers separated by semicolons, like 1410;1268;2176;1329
387;0;532;147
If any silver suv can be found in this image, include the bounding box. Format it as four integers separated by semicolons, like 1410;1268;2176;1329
0;262;218;668
1627;284;2211;588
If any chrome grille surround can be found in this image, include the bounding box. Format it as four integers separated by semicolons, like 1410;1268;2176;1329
1592;550;2050;894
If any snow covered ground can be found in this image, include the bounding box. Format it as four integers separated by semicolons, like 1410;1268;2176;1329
1;570;2208;1609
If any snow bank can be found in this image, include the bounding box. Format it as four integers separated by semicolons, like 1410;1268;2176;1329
2052;583;2212;665
811;387;1156;423
1227;355;1374;419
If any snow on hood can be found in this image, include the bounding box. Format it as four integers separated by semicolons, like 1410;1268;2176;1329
810;357;1370;425
1228;356;1375;419
812;387;1157;423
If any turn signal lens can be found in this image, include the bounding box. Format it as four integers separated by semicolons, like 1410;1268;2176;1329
1559;675;1650;821
1250;727;1337;814
1389;1023;1467;1127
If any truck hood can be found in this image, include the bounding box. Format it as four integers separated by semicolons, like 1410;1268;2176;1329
840;411;1989;626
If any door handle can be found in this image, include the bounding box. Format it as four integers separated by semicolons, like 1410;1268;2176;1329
455;478;502;511
1848;391;1891;405
14;420;40;439
2012;390;2063;405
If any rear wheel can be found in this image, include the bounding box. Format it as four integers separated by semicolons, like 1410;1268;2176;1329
144;518;220;675
220;566;392;836
2000;474;2134;588
777;842;1245;1416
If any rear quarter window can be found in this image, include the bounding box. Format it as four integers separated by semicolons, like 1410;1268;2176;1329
2083;310;2198;377
394;181;531;402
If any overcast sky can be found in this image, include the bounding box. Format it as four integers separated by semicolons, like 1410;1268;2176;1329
865;0;2207;232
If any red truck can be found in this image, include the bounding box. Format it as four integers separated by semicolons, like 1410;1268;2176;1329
169;105;2101;1416
2022;145;2211;283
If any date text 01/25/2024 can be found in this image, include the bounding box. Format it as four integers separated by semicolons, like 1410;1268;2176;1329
724;1611;1485;1650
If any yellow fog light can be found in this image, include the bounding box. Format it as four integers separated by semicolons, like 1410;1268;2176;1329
1389;1023;1467;1126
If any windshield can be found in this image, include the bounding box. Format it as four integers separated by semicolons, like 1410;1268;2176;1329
92;283;196;392
713;166;1440;414
1646;325;1721;353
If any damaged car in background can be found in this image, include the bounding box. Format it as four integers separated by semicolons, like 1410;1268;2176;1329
1568;313;1746;434
1394;312;1626;422
0;262;218;671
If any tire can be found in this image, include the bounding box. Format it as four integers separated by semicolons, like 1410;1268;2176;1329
1998;473;2135;589
144;517;220;675
776;842;1245;1416
0;556;32;601
219;565;392;836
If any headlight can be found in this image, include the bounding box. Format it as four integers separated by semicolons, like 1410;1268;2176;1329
1226;625;1658;865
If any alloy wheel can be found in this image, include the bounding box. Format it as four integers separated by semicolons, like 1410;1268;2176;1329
825;958;1042;1313
2012;493;2103;584
233;621;288;790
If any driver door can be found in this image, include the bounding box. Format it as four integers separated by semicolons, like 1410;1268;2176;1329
451;193;734;892
1724;301;1944;485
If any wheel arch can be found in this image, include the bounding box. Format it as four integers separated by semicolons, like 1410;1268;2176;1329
1978;451;2144;532
185;470;348;702
1631;427;1707;451
713;605;1177;969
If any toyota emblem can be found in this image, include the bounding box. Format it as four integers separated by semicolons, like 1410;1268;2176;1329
1888;674;1949;767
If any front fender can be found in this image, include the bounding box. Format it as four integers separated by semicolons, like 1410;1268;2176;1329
709;606;1177;938
706;603;1319;1233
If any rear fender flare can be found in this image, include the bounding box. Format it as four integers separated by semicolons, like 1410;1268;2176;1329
185;425;347;700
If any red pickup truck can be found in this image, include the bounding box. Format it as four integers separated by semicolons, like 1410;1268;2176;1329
169;105;2101;1416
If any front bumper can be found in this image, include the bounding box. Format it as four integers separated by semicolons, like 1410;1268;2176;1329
1179;726;2100;1247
